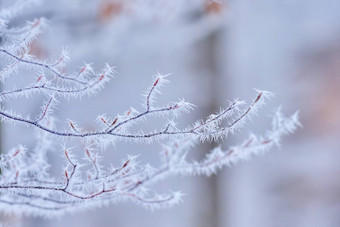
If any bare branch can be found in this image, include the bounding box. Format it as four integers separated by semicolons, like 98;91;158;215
0;8;300;217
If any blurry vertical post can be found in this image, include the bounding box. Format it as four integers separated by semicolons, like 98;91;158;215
192;1;226;226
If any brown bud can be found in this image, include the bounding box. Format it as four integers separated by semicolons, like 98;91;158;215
255;92;263;103
226;149;234;156
111;117;118;126
261;139;272;145
36;75;43;83
100;117;107;124
79;67;86;74
64;150;69;159
123;160;130;168
126;109;132;117
12;149;20;157
153;78;160;87
31;19;41;28
86;149;91;158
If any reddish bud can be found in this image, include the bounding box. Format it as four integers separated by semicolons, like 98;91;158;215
64;150;69;159
65;171;69;179
31;19;41;28
100;117;107;124
111;117;118;126
79;67;86;74
261;139;272;145
86;149;91;158
173;104;180;109
36;75;43;83
255;92;263;103
153;78;160;87
226;149;234;156
69;121;78;132
57;56;64;65
12;149;20;157
244;138;253;147
99;74;105;81
123;160;130;168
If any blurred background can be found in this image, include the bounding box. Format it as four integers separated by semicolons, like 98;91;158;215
1;0;340;226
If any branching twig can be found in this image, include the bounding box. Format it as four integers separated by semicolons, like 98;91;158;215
0;4;300;217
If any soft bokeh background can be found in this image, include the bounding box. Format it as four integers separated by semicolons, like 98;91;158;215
1;0;340;226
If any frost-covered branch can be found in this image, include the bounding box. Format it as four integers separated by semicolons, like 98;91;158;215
0;109;300;216
0;0;300;217
0;73;271;144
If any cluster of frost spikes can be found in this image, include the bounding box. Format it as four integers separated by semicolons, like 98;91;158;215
0;3;300;217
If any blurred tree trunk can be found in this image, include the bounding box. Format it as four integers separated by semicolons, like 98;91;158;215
194;26;226;227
